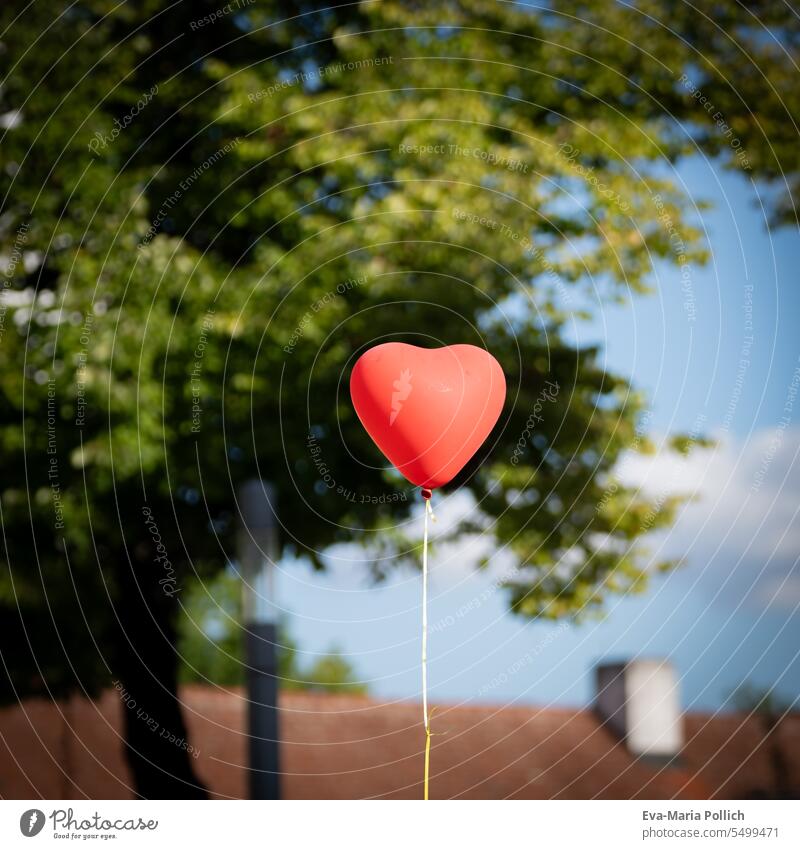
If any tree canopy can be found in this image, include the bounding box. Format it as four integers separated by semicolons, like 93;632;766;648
1;0;798;795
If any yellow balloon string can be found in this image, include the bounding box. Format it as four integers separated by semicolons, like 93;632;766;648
421;493;436;800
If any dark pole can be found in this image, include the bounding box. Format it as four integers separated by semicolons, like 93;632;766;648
237;479;281;800
245;623;281;799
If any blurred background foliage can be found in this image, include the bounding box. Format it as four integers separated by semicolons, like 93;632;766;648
177;570;366;693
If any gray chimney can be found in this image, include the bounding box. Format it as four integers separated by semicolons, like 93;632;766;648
595;659;683;762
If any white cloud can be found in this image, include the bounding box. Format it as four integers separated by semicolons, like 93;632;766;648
620;426;800;612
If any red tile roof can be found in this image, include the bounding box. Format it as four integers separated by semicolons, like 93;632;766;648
0;686;797;799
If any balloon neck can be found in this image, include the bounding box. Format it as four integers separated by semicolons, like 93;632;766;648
421;488;432;501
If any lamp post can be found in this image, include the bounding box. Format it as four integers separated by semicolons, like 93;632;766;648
237;479;281;800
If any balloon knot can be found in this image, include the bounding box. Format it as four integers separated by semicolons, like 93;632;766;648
421;488;432;500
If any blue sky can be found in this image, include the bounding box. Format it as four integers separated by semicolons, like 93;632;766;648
586;156;800;441
272;154;800;713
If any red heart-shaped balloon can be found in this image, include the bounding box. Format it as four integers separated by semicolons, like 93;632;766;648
350;343;506;489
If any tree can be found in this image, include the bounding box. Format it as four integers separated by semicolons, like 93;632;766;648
731;684;799;799
0;0;798;797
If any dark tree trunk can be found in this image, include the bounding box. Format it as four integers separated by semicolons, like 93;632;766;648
114;548;208;799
